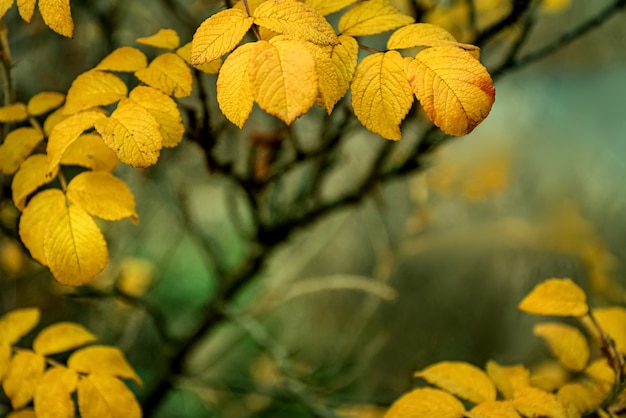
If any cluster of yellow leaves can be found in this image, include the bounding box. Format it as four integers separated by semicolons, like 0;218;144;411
0;0;74;37
0;307;141;418
386;278;626;418
191;0;495;140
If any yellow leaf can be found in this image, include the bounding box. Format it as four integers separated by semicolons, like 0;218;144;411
60;133;119;172
2;350;45;409
95;47;148;72
33;367;78;418
518;278;588;317
541;0;570;14
388;24;481;58
68;345;141;385
305;0;357;16
0;127;44;175
47;110;106;174
301;42;339;114
249;39;318;125
44;194;108;286
216;42;255;128
468;401;520;418
191;8;253;65
6;410;37;418
253;0;338;45
416;361;497;404
339;0;414;37
33;322;97;355
0;343;10;380
176;42;221;74
17;0;35;22
117;258;154;297
135;52;192;98
0;308;40;345
330;35;358;109
591;306;626;355
11;154;59;211
77;374;141;418
351;51;413;140
512;387;567;418
529;361;570;392
533;323;589;372
19;190;65;265
37;0;73;37
27;91;65;115
556;382;603;415
485;361;530;400
43;107;67;136
64;70;127;115
136;28;180;49
385;388;465;418
0;103;28;122
407;46;495;136
94;98;162;167
129;86;184;147
0;0;14;20
67;171;138;222
585;359;614;385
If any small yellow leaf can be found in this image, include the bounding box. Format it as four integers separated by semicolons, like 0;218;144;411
388;23;455;48
117;258;154;297
416;361;497;404
129;86;184;147
249;39;318;125
12;154;59;211
33;322;97;355
541;0;571;14
253;0;339;45
94;98;162;167
0;343;10;380
33;367;78;418
518;278;588;317
468;401;520;418
77;374;141;418
43;107;67;136
6;410;37;418
556;382;603;415
301;42;339;113
512;387;567;418
38;0;73;37
136;28;180;49
67;171;138;222
176;42;221;74
0;0;14;20
17;0;35;22
533;323;589;371
95;47;148;72
2;350;45;409
305;0;357;16
64;70;127;115
585;359;614;385
591;306;626;355
0;103;28;122
385;387;465;418
19;190;65;265
68;345;141;385
60;133;119;172
351;51;413;140
191;8;253;65
0;308;40;345
135;52;192;98
339;0;414;37
529;361;570;392
330;35;358;109
217;42;255;128
27;91;65;115
0;127;44;175
485;361;530;400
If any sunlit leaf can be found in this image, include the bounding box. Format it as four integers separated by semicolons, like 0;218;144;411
518;278;588;317
0;308;40;345
416;361;497;404
12;154;59;211
64;70;127;115
43;107;67;136
27;91;65;116
0;127;44;175
0;0;13;20
95;47;148;72
33;367;78;418
529;361;569;392
129;86;184;147
556;382;603;416
339;0;414;37
33;322;97;355
540;0;571;14
0;103;28;122
191;8;254;65
388;23;456;49
385;387;465;418
60;133;119;171
176;42;221;74
585;359;614;385
135;52;192;98
136;28;180;49
512;387;567;418
68;346;141;385
591;306;626;355
77;374;141;418
533;323;589;372
2;350;45;409
38;0;73;37
217;42;255;128
18;0;37;22
305;0;357;15
329;35;358;110
19;190;65;265
468;401;520;418
485;361;530;400
301;42;339;114
6;409;37;418
117;258;154;297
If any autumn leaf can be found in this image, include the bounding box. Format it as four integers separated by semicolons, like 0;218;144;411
518;278;588;317
64;70;127;115
12;154;59;211
385;387;465;418
191;8;254;65
0;103;28;122
135;52;192;98
217;42;255;128
33;322;97;355
68;345;141;385
38;0;73;37
529;361;569;392
0;127;44;175
95;47;148;72
0;343;9;380
468;401;521;418
33;367;78;418
556;382;603;415
590;307;626;355
512;387;567;418
533;323;589;371
387;23;481;58
351;51;413;140
19;190;65;265
485;361;530;400
77;374;141;418
17;0;36;22
339;0;414;37
27;91;65;116
43;107;67;135
60;133;119;172
416;361;497;404
136;28;180;49
329;35;358;110
2;350;45;409
129;86;184;147
0;308;40;345
5;410;37;418
0;0;12;20
301;42;339;113
305;0;357;16
176;42;221;74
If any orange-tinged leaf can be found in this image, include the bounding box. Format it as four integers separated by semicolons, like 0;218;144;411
330;35;358;108
129;86;184;147
67;171;138;222
468;401;520;418
0;0;14;20
95;47;148;72
17;0;35;22
135;52;192;98
385;387;465;418
12;154;59;211
176;42;221;74
44;199;108;286
19;190;65;265
33;322;97;355
512;387;567;418
0;127;44;175
518;278;588;317
64;70;127;115
591;306;626;355
339;0;414;37
249;39;318;125
253;0;338;45
407;46;495;136
136;28;180;49
191;8;253;65
305;0;357;15
351;51;413;140
416;361;497;404
95;98;162;167
77;374;141;418
485;361;530;400
533;323;589;371
2;350;45;409
0;308;40;345
6;410;37;418
33;367;78;418
0;103;28;122
38;0;73;37
217;42;255;128
27;91;65;115
68;345;141;385
60;133;119;171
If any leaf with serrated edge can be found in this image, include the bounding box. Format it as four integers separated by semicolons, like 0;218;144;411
512;387;567;418
136;28;180;49
77;374;141;418
17;0;35;22
533;323;589;372
2;351;45;409
417;361;496;404
12;154;59;211
69;345;141;385
0;127;44;175
129;86;184;147
518;278;588;317
64;70;127;115
305;0;357;16
191;8;253;65
0;308;40;345
385;387;465;418
302;42;339;114
38;0;73;37
60;133;119;172
217;43;255;128
135;53;192;98
177;42;222;74
27;91;65;116
96;47;147;72
339;0;414;37
591;307;626;355
19;190;65;265
253;0;338;45
0;103;28;122
330;35;358;110
351;51;413;140
33;323;97;355
34;367;78;418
